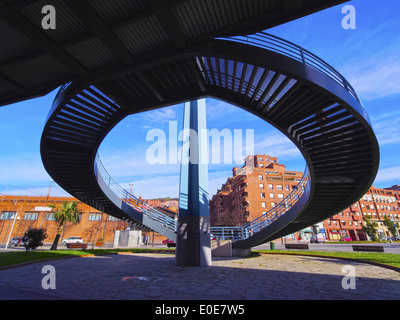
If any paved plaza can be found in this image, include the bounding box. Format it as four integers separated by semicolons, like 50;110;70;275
0;252;399;300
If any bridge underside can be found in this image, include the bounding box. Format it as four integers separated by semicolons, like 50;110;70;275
0;0;349;107
40;38;379;248
0;0;379;250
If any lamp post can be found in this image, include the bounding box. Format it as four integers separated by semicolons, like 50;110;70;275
5;213;20;249
46;179;53;202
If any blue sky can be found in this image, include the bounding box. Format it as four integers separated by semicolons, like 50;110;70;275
0;0;399;200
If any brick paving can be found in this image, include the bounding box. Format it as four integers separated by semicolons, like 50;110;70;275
0;252;399;300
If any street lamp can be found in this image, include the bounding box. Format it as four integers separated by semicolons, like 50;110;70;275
46;179;54;202
5;213;20;249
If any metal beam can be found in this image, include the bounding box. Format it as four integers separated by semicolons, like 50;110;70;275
64;0;134;65
150;0;186;49
0;2;89;79
0;73;28;94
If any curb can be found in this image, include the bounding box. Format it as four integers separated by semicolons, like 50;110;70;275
257;251;400;274
0;250;175;271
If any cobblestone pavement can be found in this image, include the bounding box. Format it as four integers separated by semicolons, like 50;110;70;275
0;253;399;300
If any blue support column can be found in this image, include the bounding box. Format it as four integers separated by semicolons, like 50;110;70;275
176;99;211;266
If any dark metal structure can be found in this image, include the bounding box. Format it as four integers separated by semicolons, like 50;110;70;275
0;0;379;249
0;0;348;107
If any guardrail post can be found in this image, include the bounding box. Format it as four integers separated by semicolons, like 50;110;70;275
299;48;305;63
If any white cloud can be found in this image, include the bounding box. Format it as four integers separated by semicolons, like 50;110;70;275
120;175;180;199
254;132;302;159
139;106;178;123
374;166;400;184
370;112;400;146
342;48;400;100
0;153;50;184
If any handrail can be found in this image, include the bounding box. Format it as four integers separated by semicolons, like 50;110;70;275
219;32;361;103
210;166;310;240
95;150;309;241
94;154;178;232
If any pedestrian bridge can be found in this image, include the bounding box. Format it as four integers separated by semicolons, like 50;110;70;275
40;32;379;249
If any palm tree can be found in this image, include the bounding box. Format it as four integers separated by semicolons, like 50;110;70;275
49;201;82;250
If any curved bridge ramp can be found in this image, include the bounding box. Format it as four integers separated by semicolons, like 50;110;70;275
40;33;379;248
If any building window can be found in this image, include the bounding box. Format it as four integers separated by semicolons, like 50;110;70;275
89;213;102;221
258;175;263;180
261;202;266;208
269;184;273;190
270;193;275;199
0;211;15;220
260;193;265;198
108;216;120;221
278;194;284;199
259;183;264;189
45;214;56;220
285;185;290;191
24;213;38;220
271;202;275;207
277;185;283;190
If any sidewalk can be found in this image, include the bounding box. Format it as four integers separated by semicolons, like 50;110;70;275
0;252;399;300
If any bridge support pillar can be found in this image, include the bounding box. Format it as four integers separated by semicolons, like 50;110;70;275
176;99;211;266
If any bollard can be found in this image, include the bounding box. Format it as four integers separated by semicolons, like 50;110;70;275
270;242;275;250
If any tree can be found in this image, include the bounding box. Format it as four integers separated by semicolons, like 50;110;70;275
362;215;378;241
23;227;47;253
49;201;82;250
383;217;398;239
82;221;104;249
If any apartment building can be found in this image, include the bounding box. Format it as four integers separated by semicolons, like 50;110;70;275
210;154;303;227
210;155;400;242
324;186;400;241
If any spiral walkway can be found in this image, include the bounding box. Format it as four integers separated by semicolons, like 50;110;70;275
40;32;379;249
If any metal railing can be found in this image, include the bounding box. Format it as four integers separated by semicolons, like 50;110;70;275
94;154;309;242
94;154;177;232
220;32;360;103
210;166;310;240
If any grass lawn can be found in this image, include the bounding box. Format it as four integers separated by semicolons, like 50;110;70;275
255;250;400;269
1;248;399;271
0;248;174;268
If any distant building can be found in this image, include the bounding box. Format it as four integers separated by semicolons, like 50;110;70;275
0;195;168;245
323;186;400;241
210;155;400;242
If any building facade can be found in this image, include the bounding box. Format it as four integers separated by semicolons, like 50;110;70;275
0;195;166;246
323;186;400;241
210;155;400;242
210;154;303;227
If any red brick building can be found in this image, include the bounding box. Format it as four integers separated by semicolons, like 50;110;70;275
210;154;400;242
210;154;303;227
323;186;400;241
0;195;167;246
